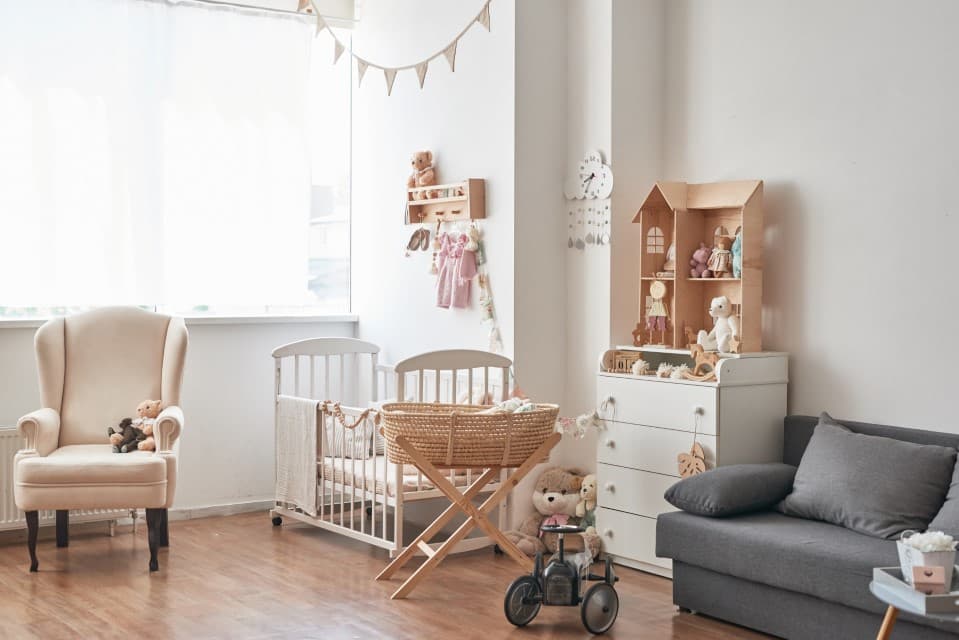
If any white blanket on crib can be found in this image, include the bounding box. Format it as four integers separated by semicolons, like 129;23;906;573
276;395;318;516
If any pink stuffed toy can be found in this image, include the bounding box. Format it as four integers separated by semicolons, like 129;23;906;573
689;242;713;278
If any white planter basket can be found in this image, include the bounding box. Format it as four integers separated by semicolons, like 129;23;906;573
898;533;956;586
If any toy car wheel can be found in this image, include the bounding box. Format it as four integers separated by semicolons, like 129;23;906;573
533;552;543;578
581;583;619;634
272;516;282;526
504;576;541;627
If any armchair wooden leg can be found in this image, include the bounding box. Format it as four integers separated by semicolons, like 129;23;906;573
56;510;69;548
146;508;161;572
26;511;39;572
159;509;169;547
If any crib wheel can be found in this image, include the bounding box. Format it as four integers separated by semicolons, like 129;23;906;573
272;516;282;526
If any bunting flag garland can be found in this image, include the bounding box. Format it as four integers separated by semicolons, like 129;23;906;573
443;41;458;72
477;4;491;31
384;69;397;96
415;62;429;89
307;0;492;96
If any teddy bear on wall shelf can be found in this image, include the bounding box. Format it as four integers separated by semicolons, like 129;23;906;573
407;150;436;200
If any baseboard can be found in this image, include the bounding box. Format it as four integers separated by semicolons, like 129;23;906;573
168;500;273;522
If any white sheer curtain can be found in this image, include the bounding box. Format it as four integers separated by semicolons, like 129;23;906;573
0;0;313;309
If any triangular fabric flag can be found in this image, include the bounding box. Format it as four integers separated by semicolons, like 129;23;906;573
333;40;345;64
443;41;458;72
415;62;428;89
476;3;490;31
314;14;327;36
357;60;368;86
298;0;311;12
384;68;397;96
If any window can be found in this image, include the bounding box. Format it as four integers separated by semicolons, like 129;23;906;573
646;227;665;254
0;0;350;318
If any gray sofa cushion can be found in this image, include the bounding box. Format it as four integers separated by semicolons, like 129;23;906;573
657;510;899;614
778;413;955;539
664;463;796;517
929;463;959;537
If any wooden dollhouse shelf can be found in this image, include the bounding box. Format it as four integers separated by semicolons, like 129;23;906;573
632;180;764;353
406;178;485;224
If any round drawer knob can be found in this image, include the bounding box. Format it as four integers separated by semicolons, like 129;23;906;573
603;528;613;537
605;439;615;448
605;482;615;492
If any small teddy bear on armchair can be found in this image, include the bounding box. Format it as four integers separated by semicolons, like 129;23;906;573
133;399;164;451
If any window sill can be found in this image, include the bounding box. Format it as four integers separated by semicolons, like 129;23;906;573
0;314;358;329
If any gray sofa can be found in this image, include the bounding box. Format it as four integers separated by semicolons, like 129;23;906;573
657;415;959;639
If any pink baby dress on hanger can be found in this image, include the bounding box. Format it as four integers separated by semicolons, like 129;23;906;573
450;234;477;309
435;233;453;308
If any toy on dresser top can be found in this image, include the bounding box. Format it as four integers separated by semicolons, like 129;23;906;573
107;399;163;453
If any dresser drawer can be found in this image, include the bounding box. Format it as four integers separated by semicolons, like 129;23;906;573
596;507;670;571
596;464;678;518
597;421;717;474
597;375;717;435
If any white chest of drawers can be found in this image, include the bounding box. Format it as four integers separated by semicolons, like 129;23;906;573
595;349;788;578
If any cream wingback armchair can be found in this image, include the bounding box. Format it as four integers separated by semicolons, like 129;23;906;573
14;307;187;572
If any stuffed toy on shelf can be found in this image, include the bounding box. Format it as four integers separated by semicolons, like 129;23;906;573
406;150;436;200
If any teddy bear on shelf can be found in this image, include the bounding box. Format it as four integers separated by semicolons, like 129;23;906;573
575;473;597;535
407;150;436;200
502;467;601;560
697;295;740;353
689;242;713;278
108;417;145;453
133;399;164;451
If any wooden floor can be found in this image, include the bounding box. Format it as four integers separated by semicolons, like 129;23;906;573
0;512;772;639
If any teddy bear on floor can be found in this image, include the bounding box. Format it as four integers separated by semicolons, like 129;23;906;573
502;467;601;560
133;399;164;451
407;150;436;200
697;295;740;353
689;242;713;278
575;473;597;535
108;417;146;453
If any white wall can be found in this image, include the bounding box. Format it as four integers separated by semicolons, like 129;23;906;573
350;0;516;365
0;320;354;510
663;0;959;430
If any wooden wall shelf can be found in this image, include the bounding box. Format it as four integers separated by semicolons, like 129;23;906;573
632;180;764;353
406;178;485;224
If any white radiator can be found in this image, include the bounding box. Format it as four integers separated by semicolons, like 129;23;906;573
0;427;126;531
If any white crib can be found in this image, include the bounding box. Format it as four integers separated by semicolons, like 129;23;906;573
270;339;513;558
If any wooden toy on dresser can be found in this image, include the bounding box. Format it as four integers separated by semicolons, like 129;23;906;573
594;179;787;578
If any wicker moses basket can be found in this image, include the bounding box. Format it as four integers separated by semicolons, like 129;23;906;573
379;402;560;468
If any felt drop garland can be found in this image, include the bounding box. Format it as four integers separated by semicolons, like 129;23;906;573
471;223;503;354
308;0;493;95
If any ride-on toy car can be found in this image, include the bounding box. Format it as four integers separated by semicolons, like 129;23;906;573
503;523;619;634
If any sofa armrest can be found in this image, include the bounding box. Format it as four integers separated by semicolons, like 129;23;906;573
17;408;61;457
664;463;797;517
154;405;184;453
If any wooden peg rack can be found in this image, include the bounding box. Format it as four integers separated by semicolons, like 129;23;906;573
406;178;486;224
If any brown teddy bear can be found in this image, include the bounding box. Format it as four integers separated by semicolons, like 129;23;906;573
134;399;164;451
108;417;145;453
407;150;436;200
502;466;601;559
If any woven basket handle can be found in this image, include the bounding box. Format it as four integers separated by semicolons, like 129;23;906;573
500;412;514;466
446;412;457;467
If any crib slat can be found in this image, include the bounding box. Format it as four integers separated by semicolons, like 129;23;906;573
309;356;315;399
451;370;457;404
501;366;511;401
324;356;330;399
340;355;346;401
434;370;440;403
294;356;301;396
483;367;490;403
467;368;474;404
418;371;424;403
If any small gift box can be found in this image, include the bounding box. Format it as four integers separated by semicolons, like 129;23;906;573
912;566;948;595
898;530;957;586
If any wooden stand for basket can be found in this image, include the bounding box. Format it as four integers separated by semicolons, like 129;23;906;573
375;404;561;600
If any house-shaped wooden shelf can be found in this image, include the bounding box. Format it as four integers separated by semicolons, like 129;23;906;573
632;180;764;353
406;178;485;224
